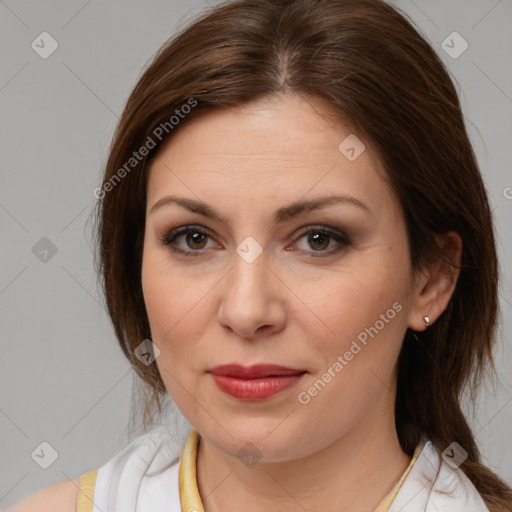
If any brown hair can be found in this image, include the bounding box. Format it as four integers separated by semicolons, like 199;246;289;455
93;0;512;509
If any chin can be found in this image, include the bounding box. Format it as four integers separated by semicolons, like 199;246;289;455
201;417;313;464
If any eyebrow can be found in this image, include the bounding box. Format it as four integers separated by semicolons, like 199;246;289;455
149;194;373;224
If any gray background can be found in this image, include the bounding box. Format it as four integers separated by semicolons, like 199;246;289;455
1;0;511;507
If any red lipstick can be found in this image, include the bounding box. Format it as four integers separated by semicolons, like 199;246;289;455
207;364;307;401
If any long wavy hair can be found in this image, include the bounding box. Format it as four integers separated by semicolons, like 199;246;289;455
92;0;512;509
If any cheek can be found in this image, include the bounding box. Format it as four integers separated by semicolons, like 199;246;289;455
142;244;200;334
141;246;214;383
296;246;411;389
294;278;407;433
304;260;408;341
141;257;202;412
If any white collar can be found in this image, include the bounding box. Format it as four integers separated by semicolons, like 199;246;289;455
388;439;490;511
87;426;490;512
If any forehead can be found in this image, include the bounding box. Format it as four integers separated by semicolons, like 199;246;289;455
146;95;393;212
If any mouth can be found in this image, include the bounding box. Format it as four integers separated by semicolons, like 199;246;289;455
207;364;307;401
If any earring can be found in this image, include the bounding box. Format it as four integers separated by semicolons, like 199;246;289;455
424;315;430;328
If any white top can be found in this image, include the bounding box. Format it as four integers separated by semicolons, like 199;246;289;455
82;423;490;512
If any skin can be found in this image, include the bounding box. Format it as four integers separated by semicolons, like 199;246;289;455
7;478;80;512
141;93;462;512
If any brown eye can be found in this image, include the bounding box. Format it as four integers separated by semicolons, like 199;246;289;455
307;232;331;251
185;231;208;250
294;226;351;257
161;226;215;256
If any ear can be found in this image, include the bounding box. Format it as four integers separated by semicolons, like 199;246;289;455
408;231;463;331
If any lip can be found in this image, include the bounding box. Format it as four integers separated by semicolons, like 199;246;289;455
208;364;306;378
207;364;307;401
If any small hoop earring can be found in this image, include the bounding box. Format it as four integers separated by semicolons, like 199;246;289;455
424;315;430;328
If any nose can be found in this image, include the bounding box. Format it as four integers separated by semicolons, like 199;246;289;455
217;251;286;339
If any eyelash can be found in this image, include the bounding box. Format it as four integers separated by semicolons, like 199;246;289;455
159;224;351;258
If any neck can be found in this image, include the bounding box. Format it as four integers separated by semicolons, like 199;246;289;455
195;394;411;512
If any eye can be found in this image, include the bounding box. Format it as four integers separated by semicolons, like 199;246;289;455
160;225;216;257
292;226;351;257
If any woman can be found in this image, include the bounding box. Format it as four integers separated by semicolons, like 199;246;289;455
10;0;512;511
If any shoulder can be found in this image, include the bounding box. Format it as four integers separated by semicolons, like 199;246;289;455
7;424;188;512
7;477;80;512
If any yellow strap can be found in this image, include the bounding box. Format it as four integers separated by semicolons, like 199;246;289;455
374;443;422;512
179;429;204;512
76;469;98;512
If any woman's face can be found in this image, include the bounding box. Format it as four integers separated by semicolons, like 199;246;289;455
142;94;419;462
